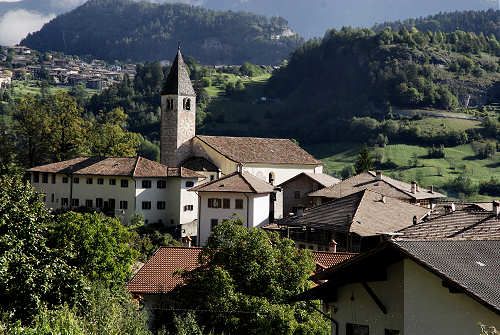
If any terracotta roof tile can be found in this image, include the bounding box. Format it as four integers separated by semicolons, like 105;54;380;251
127;247;201;294
276;190;430;237
312;251;357;269
27;156;204;178
278;172;340;188
181;157;219;172
309;171;445;201
189;171;275;193
196;135;322;165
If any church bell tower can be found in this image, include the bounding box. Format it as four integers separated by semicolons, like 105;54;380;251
160;46;196;167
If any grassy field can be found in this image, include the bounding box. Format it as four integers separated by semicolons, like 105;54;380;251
307;142;500;201
11;80;97;99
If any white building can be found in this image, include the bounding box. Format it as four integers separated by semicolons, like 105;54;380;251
27;156;204;234
189;171;275;246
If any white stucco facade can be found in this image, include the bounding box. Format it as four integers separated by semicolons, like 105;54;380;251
328;258;500;335
196;191;270;246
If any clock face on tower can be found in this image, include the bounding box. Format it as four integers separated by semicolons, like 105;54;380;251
180;116;193;136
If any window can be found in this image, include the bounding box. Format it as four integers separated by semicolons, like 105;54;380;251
108;198;115;209
42;173;48;183
86;178;93;185
208;198;221;208
120;200;128;210
346;323;369;335
33;172;39;183
51;193;55;202
294;191;301;199
51;174;56;184
185;181;195;188
73;177;79;184
121;179;128;188
109;179;116;185
157;201;166;210
235;199;244;209
85;199;93;208
183;98;191;110
96;198;103;208
142;201;151;210
385;330;400;335
71;198;79;207
97;178;104;185
62;176;68;183
223;198;230;209
210;219;218;231
61;198;69;207
157;180;166;189
142;180;152;188
184;205;194;211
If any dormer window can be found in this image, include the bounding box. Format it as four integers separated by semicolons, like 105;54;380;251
183;98;191;111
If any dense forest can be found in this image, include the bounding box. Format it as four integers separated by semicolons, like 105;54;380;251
373;9;500;40
20;0;302;65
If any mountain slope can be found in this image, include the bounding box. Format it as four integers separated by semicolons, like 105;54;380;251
373;9;500;40
20;0;302;65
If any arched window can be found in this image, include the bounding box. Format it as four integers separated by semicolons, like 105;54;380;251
268;172;275;185
183;98;191;111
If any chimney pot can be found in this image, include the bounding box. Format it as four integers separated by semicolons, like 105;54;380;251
430;185;434;194
413;215;418;225
381;195;387;203
376;171;382;181
411;181;417;194
328;240;337;252
493;200;500;217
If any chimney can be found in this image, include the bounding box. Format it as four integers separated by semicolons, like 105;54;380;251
413;215;418;225
381;195;387;204
411;181;417;194
296;206;305;217
376;171;382;181
429;185;434;194
217;168;222;179
182;236;192;247
328;240;337;253
493;200;500;217
237;164;243;173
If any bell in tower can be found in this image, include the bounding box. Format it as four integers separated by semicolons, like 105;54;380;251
160;45;196;167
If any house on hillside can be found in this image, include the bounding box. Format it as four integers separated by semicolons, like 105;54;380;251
127;246;357;327
27;156;205;236
269;189;430;252
278;172;339;216
309;171;446;208
189;171;276;246
299;239;500;335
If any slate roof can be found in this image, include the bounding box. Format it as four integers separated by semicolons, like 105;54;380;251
189;171;275;194
196;135;322;165
397;209;500;240
278;172;340;188
127;246;356;294
275;189;430;237
181;156;219;172
161;48;195;96
27;156;205;178
309;171;445;201
307;240;500;314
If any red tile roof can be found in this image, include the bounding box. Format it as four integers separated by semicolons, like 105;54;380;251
189;171;275;193
27;156;204;178
196;135;322;165
127;247;355;294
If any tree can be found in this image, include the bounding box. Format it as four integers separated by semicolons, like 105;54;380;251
169;220;329;334
48;212;138;286
355;145;373;174
84;108;141;157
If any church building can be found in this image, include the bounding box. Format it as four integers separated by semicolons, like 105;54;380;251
28;47;327;245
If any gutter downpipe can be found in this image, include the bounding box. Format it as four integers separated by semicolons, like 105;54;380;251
244;193;250;229
196;191;201;246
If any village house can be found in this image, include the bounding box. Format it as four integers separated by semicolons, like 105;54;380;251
269;189;430;252
299;239;500;335
27;156;205;236
0;71;11;88
308;171;446;208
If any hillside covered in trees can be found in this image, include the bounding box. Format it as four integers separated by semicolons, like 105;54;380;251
373;9;500;40
20;0;302;65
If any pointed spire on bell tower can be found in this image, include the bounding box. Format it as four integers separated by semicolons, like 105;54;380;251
161;44;195;97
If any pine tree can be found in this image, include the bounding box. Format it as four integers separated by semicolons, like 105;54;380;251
355;145;373;174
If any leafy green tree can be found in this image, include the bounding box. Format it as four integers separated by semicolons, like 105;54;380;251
169;220;329;334
48;212;138;286
355;145;373;174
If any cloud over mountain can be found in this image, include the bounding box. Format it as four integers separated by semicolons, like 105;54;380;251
0;9;54;46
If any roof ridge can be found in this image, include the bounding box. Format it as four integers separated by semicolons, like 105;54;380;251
132;156;140;177
240;171;258;193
